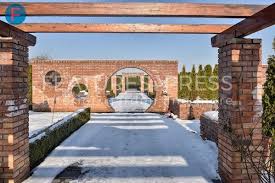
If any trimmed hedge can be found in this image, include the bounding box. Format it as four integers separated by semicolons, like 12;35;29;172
29;108;90;170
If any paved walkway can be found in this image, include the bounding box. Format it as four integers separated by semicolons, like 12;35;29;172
25;113;219;183
109;90;153;112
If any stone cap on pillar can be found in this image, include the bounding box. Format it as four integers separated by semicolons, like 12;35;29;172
215;38;262;47
0;20;36;46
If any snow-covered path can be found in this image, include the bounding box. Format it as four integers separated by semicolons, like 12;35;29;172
25;113;219;183
109;90;153;112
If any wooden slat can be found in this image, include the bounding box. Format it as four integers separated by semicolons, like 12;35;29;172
16;23;232;34
0;2;267;18
212;3;275;47
0;21;36;46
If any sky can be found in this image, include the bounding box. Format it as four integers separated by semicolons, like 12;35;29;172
1;0;274;71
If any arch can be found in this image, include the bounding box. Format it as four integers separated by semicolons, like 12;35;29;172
104;66;158;112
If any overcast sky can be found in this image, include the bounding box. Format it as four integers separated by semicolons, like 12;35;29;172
1;0;274;71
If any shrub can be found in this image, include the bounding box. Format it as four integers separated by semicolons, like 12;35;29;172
29;108;90;169
262;55;275;137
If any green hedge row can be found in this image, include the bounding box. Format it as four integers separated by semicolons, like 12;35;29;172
29;108;91;170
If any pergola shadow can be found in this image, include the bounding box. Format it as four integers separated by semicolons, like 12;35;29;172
27;113;218;182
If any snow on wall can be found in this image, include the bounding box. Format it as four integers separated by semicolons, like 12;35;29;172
29;109;85;143
203;111;219;121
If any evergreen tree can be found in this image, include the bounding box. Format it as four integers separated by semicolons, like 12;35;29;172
262;39;275;175
190;65;197;100
181;65;186;75
204;64;213;99
197;65;205;99
178;64;190;99
262;43;275;137
213;64;218;75
204;64;212;76
209;64;219;99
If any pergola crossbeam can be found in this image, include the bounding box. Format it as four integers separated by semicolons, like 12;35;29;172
0;2;267;18
16;23;233;34
212;3;275;47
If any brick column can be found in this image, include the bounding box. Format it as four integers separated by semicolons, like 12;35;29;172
111;75;117;96
0;38;30;182
217;38;263;182
140;75;144;92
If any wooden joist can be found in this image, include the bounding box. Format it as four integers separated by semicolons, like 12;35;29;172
16;23;232;34
0;2;266;18
212;3;275;47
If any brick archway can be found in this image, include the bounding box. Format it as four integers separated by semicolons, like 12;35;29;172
104;66;159;112
31;60;178;113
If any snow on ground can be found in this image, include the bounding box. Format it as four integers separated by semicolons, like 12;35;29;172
25;113;219;183
203;111;219;121
109;89;153;112
177;99;218;104
29;111;72;137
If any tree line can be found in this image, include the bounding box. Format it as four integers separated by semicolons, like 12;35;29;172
178;64;218;100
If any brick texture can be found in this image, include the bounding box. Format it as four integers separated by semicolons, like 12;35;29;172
0;37;30;183
169;99;218;120
200;114;219;143
32;60;178;113
217;38;264;183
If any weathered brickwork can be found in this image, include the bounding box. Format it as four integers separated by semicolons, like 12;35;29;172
169;99;218;120
0;38;30;183
200;64;267;146
217;38;264;183
32;60;178;113
200;113;219;143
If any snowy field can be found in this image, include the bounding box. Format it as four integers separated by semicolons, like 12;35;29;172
25;113;219;183
29;111;72;137
109;90;153;112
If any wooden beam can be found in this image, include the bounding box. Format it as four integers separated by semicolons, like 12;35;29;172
0;21;36;46
212;3;275;47
16;23;232;34
0;2;267;18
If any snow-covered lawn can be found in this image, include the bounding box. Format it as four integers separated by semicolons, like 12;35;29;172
29;111;72;137
109;90;153;112
25;113;219;183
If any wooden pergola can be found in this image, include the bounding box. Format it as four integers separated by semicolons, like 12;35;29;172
0;2;273;34
0;2;274;183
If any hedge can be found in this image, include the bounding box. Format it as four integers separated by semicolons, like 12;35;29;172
29;108;90;170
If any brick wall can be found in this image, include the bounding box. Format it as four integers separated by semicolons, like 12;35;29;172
200;112;219;143
169;99;218;120
0;38;30;183
32;60;178;113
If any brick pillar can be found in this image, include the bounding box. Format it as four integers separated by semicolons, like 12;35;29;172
0;38;30;182
140;75;144;92
111;75;117;96
148;78;154;93
217;38;263;182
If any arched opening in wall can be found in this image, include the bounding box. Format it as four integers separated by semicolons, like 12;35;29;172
106;67;156;113
72;83;89;101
